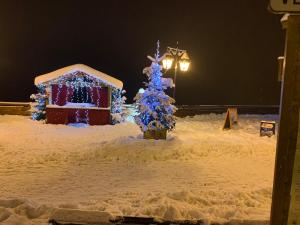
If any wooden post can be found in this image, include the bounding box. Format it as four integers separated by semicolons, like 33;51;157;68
270;15;300;225
278;56;285;81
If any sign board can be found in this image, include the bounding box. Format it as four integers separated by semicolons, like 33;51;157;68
270;0;300;13
260;121;276;137
223;110;231;130
229;107;238;124
287;111;300;225
222;107;238;130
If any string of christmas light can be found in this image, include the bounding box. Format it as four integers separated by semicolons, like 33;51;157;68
84;109;89;124
75;108;80;123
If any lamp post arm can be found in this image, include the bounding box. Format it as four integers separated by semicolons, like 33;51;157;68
160;52;169;61
173;64;178;100
173;52;179;100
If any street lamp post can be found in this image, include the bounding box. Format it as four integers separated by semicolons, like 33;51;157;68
162;44;191;100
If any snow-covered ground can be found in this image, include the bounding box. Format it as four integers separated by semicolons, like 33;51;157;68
0;114;277;225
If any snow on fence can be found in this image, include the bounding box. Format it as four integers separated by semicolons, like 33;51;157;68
0;102;31;116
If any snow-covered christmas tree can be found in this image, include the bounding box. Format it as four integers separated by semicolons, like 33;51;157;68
134;41;177;139
111;89;129;124
30;84;47;120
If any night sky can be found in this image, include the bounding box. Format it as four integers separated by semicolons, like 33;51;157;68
0;0;284;105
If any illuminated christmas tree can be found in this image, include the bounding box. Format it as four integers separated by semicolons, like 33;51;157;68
30;84;47;120
134;41;176;135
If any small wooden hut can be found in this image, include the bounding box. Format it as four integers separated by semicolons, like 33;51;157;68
34;64;123;125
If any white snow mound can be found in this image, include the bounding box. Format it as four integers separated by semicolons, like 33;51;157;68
0;114;277;224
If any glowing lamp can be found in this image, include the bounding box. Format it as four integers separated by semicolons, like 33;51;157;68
179;60;190;72
162;54;173;70
179;52;190;72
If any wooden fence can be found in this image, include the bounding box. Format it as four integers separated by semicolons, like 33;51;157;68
0;102;31;116
175;105;279;117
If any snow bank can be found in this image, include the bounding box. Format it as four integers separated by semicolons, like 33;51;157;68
0;198;52;225
0;114;277;224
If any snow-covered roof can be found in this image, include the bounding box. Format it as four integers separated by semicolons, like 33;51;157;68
34;64;123;89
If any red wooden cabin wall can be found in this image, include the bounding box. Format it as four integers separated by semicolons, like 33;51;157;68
46;107;110;125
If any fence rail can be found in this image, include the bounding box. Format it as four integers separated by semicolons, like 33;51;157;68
175;105;279;117
0;103;280;117
0;102;31;116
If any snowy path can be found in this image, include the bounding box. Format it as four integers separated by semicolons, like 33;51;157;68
0;114;277;224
